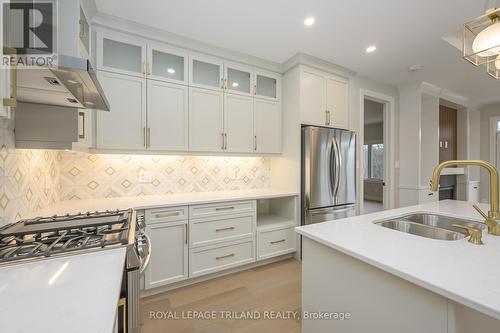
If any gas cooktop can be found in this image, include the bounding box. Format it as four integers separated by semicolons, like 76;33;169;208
0;209;133;264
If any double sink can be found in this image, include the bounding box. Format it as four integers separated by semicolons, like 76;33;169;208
374;213;486;241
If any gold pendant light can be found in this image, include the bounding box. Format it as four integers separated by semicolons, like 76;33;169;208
463;8;500;79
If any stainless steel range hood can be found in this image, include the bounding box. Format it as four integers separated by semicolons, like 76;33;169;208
16;55;110;111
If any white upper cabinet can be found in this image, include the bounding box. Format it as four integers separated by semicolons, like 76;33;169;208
147;80;189;151
255;70;281;101
148;43;188;85
301;68;327;126
96;71;146;149
300;66;349;129
189;87;224;152
224;63;254;96
254;99;282;153
96;31;147;77
224;94;254;153
189;54;224;91
326;76;349;129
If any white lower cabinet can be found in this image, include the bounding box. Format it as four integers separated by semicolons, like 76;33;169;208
96;71;147;149
190;214;254;248
254;98;281;153
224;94;254;153
144;219;188;289
257;227;296;260
189;239;255;278
188;87;224;152
147;80;188;151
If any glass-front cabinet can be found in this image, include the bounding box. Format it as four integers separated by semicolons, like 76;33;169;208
224;63;253;96
148;44;188;84
96;31;147;77
189;54;224;90
79;8;90;57
254;70;280;101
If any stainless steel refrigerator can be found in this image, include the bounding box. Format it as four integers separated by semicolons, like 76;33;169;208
301;126;357;225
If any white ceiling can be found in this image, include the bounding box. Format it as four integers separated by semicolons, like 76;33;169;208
94;0;500;104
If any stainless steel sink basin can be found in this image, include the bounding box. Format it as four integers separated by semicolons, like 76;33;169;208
374;213;486;241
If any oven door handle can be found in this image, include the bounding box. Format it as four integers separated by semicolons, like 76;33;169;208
139;233;152;275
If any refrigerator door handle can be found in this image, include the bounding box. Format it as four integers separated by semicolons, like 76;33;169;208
329;139;337;199
333;137;342;198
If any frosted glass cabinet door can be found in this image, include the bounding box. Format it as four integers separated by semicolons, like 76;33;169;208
96;32;147;77
148;44;188;84
225;63;253;96
189;55;223;90
255;70;281;100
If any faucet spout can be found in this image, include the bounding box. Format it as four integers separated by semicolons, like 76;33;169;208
430;160;500;235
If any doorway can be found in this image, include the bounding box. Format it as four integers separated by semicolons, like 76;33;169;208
362;99;385;213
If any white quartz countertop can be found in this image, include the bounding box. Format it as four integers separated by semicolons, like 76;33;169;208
296;200;500;320
0;247;126;333
34;188;298;217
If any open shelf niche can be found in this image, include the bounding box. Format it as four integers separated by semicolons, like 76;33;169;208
256;196;298;231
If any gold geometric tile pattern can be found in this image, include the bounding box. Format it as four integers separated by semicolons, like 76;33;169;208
58;152;271;200
0;116;60;225
0;116;271;225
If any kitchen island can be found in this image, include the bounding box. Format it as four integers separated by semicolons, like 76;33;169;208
296;200;500;333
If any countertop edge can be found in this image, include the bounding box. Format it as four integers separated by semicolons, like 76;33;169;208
296;227;500;321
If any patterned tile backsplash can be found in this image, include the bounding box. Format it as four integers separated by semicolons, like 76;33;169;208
0;116;271;225
58;152;271;200
0;118;60;224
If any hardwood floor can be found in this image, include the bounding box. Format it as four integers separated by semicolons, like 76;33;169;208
140;259;301;333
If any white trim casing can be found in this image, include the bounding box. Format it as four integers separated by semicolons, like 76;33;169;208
359;89;396;213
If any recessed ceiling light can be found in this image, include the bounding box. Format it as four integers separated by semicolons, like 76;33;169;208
167;68;175;74
366;45;377;53
304;17;315;26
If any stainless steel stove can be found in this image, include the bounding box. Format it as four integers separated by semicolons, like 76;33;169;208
0;210;133;264
0;209;150;333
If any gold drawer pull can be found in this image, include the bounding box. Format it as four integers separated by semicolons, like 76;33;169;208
215;206;235;211
216;253;235;260
270;239;286;245
215;226;235;232
155;211;181;218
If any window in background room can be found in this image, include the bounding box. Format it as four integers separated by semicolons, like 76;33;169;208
364;143;384;180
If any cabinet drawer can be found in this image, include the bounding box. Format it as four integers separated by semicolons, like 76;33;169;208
189;240;254;277
257;227;296;260
190;214;254;248
189;200;255;219
146;206;188;224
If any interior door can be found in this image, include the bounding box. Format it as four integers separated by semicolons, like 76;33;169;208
333;129;357;205
302;126;335;209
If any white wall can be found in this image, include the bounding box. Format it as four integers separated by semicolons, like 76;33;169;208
479;103;500;203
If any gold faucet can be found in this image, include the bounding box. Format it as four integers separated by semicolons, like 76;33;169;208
430;160;500;236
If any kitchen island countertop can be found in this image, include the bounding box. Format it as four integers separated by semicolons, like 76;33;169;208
296;200;500;320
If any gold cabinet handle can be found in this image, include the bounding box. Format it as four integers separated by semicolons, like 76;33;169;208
3;48;17;108
270;239;286;245
143;127;147;147
254;84;257;95
452;224;484;245
215;206;235;211
254;135;257;151
154;211;180;218
221;133;225;150
118;297;127;333
147;127;151;147
224;133;228;150
325;110;331;126
215;226;235;232
220;78;225;89
79;20;86;39
216;253;235;260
